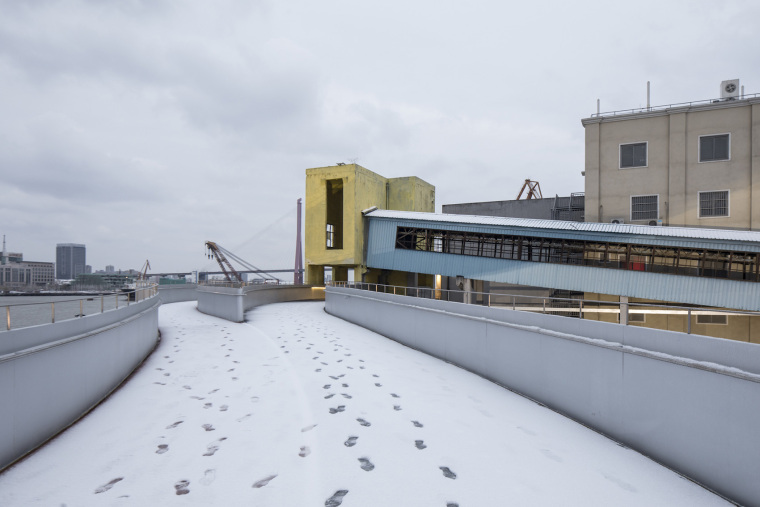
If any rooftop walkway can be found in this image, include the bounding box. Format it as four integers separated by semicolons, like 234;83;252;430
0;302;728;506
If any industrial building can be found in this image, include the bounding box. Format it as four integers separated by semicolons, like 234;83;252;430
56;243;86;280
443;194;585;222
304;164;434;285
0;237;54;289
582;79;760;228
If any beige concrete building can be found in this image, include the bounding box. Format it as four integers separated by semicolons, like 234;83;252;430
582;83;760;229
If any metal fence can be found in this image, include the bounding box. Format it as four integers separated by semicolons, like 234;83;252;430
1;282;159;331
199;279;290;289
591;92;760;118
328;281;760;337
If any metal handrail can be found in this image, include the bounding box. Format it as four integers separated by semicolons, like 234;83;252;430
199;280;291;289
327;281;760;335
1;282;159;331
590;92;760;118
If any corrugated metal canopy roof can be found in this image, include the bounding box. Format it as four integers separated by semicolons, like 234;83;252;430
365;210;760;249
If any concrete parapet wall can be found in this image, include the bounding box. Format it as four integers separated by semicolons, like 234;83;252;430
0;297;160;471
243;285;325;313
158;284;198;304
197;285;325;322
326;287;760;506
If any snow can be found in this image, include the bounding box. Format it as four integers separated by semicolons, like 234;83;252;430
0;301;729;506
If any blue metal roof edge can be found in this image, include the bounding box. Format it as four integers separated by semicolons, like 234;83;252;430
365;210;760;252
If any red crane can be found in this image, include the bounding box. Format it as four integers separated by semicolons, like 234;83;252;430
204;241;280;284
516;179;543;200
205;241;243;283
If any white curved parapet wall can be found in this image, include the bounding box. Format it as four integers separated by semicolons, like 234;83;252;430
325;286;760;507
0;295;161;471
157;283;199;304
197;284;325;322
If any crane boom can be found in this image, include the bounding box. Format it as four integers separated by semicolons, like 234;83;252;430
205;241;243;283
139;259;151;280
516;179;543;200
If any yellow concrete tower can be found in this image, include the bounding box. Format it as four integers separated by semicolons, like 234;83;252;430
304;164;434;284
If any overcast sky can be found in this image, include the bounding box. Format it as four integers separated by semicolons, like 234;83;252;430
2;0;759;274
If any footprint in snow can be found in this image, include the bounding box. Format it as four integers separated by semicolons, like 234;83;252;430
175;480;190;495
299;446;311;457
440;467;457;479
415;440;427;450
329;405;345;414
358;458;375;471
202;424;215;431
391;393;400;398
167;421;184;429
344;436;358;447
325;393;335;399
325;489;348;506
301;424;317;432
341;393;352;399
219;405;228;412
94;477;123;494
393;405;402;411
203;438;227;456
412;420;424;428
156;444;169;454
356;418;371;427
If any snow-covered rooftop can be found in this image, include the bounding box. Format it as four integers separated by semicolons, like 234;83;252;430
0;302;729;506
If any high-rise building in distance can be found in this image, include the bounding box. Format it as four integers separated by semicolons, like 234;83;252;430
56;243;86;280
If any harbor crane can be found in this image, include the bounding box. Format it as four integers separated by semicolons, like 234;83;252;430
516;179;543;200
138;259;151;281
204;241;280;284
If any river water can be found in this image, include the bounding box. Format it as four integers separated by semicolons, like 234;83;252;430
0;294;131;331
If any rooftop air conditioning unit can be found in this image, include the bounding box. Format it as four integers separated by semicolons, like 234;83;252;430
648;220;663;226
721;79;740;99
610;218;625;224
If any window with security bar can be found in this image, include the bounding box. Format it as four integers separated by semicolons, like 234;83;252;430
631;195;658;221
699;190;729;218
